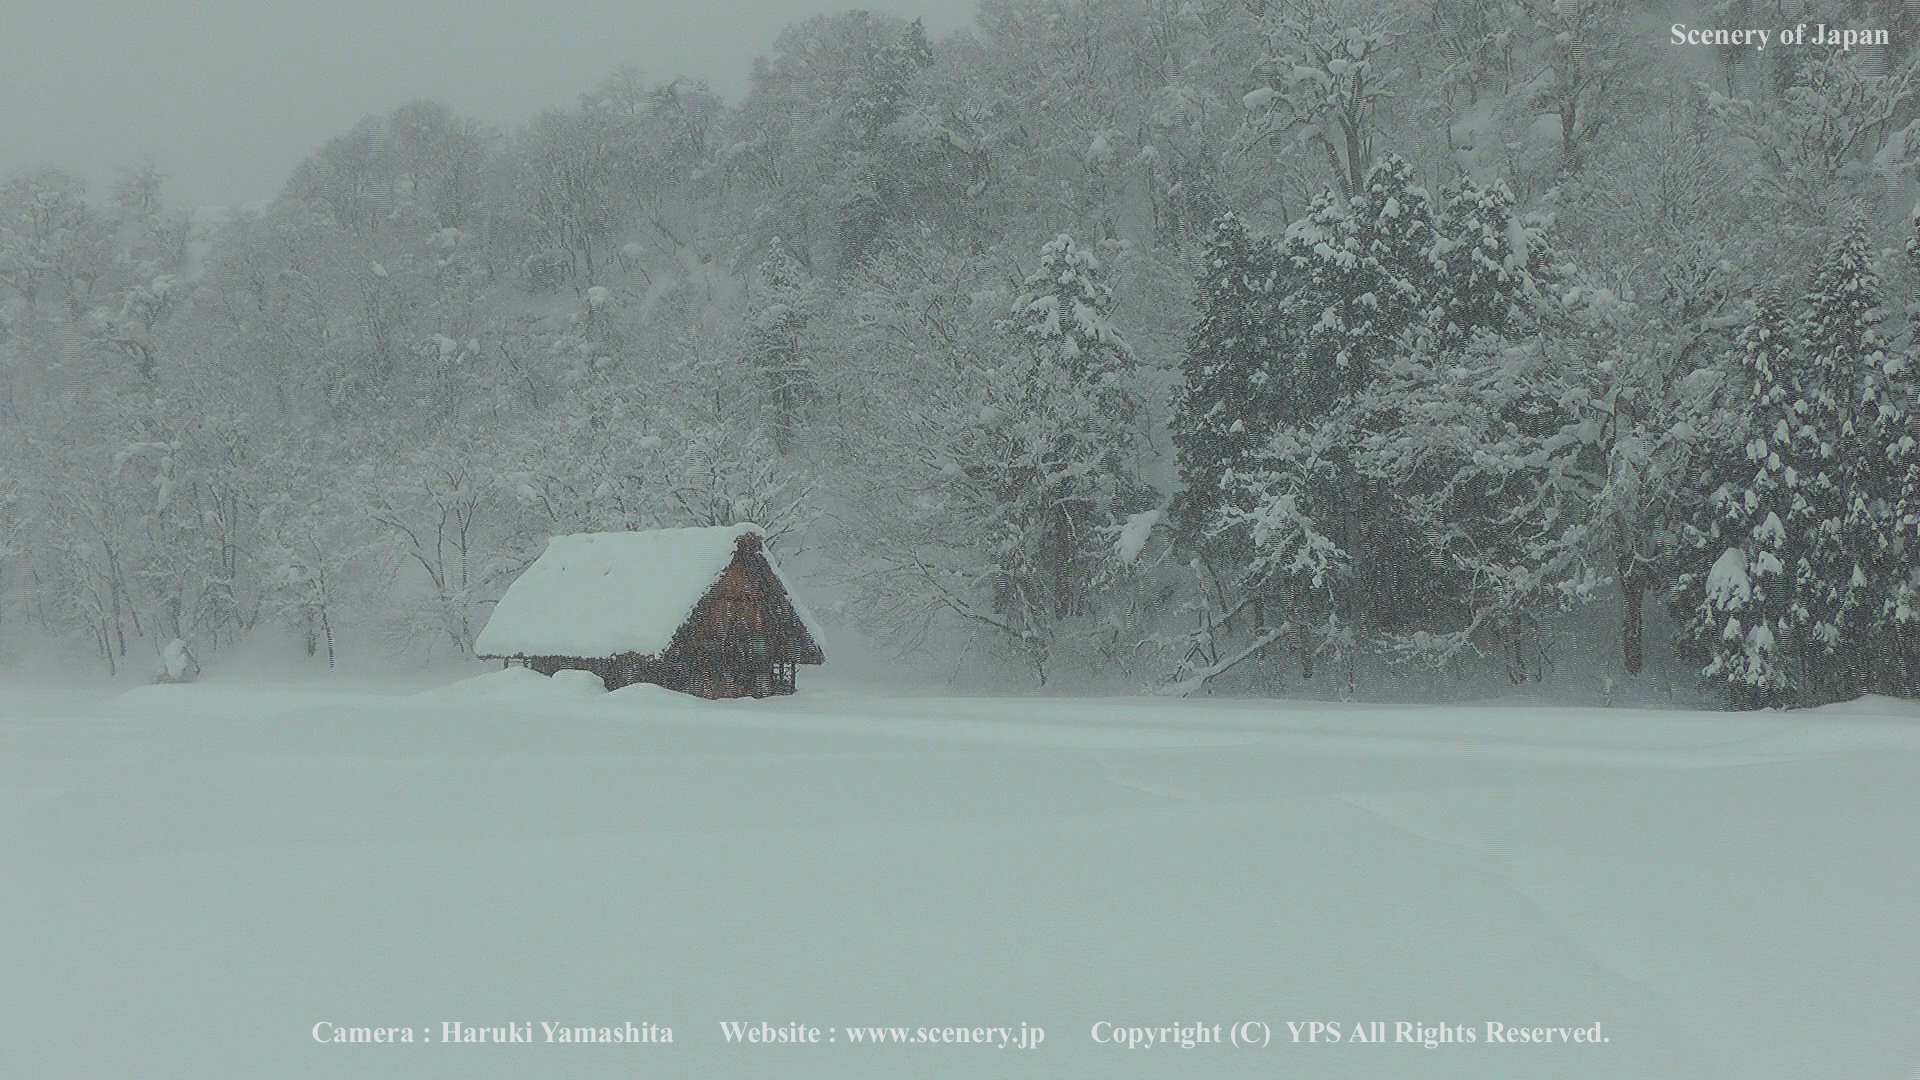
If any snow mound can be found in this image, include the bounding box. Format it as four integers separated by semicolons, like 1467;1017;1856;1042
606;682;708;707
548;669;609;696
419;667;588;701
1805;693;1920;719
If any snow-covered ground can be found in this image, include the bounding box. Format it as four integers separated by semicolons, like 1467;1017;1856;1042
4;670;1918;1078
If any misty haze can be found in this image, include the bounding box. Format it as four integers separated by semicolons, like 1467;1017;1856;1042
2;1;1917;1077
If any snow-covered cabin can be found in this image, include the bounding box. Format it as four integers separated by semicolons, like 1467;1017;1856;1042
474;525;824;698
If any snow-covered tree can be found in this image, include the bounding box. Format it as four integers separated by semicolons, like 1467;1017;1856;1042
503;106;634;285
1519;0;1641;173
1675;227;1918;705
747;237;817;455
1433;173;1552;342
364;445;503;657
983;234;1152;634
1171;214;1283;537
1171;157;1567;688
1795;226;1915;697
1673;292;1803;706
1240;0;1402;199
1707;55;1920;224
5;3;1916;705
1174;158;1443;537
819;231;1153;683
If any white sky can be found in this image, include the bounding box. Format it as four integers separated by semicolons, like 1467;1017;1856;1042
0;0;978;208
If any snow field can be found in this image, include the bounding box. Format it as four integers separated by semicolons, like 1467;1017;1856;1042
3;674;1917;1078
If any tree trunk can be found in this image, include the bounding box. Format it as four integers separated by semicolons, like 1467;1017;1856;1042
1343;117;1365;199
1621;568;1644;676
1560;93;1584;173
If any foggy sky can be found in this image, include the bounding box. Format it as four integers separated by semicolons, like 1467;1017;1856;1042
0;0;978;209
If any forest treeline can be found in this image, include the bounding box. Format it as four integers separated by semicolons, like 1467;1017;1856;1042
1;0;1916;706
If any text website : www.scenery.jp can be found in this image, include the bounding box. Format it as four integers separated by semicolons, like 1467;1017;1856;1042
719;1022;1044;1049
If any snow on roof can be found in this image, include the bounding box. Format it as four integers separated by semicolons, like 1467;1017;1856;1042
475;524;822;660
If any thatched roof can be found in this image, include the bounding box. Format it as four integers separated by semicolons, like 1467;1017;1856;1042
474;524;823;660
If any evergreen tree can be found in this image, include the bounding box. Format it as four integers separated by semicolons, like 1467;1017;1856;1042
977;235;1151;642
1272;188;1379;419
1836;221;1920;697
1169;156;1569;687
1891;211;1920;694
1345;155;1442;353
1676;227;1918;705
1434;175;1552;343
1674;292;1802;706
1173;157;1446;543
1793;225;1900;699
1004;233;1135;389
1171;214;1282;537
